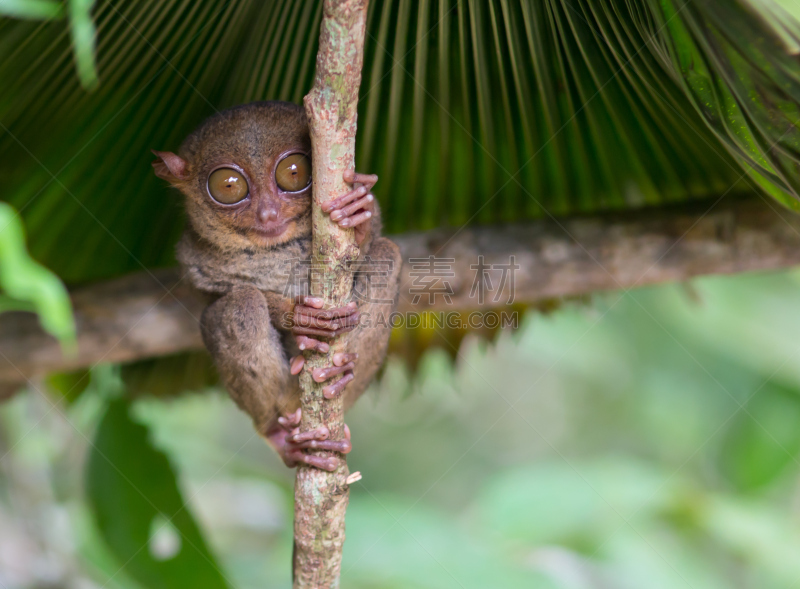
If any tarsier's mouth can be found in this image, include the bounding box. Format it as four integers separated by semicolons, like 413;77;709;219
252;224;287;236
248;221;291;241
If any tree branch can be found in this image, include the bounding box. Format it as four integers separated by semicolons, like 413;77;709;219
2;197;799;389
292;1;369;585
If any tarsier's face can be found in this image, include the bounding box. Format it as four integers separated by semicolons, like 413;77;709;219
200;149;312;247
153;101;313;250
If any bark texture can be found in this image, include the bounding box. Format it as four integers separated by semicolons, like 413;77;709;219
293;1;369;586
2;197;800;388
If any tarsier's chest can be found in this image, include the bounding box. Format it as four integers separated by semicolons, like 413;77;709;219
177;232;313;299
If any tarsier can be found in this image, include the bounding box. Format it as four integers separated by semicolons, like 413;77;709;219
152;101;401;471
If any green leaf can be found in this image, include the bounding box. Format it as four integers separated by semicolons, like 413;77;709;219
86;398;230;589
651;0;800;205
69;0;98;90
0;202;75;346
0;0;63;20
46;368;91;403
718;381;800;492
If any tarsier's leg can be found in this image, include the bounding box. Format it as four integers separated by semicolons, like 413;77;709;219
202;286;337;469
201;285;294;433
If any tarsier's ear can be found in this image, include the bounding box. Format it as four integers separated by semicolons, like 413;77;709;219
151;150;188;184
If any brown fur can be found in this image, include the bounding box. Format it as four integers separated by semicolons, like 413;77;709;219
153;101;400;438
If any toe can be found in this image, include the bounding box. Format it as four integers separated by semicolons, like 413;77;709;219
295;335;330;353
322;371;354;399
333;352;358;366
313;362;355;383
288;425;330;444
290;355;305;375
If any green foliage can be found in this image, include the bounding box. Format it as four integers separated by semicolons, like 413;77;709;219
0;201;75;345
655;0;800;210
719;381;800;492
86;398;230;589
0;0;98;87
69;0;99;90
1;1;798;284
0;0;62;20
46;368;92;403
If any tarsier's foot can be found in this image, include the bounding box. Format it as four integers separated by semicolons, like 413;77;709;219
321;170;378;245
290;295;359;399
266;408;352;471
291;296;360;341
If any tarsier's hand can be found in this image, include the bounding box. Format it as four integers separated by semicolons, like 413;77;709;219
321;170;378;245
289;295;359;399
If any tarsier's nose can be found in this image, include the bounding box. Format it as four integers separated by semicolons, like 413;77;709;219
258;206;279;223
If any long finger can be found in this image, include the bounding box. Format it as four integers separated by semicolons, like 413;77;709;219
340;210;373;228
294;313;345;331
288;425;330;443
287;438;352;453
295;335;329;353
323;372;354;399
295;302;358;319
295;296;324;309
290;355;305;375
287;450;339;471
312;362;355;383
277;408;302;430
293;325;356;339
343;170;378;189
335;194;374;220
322;185;369;212
295;311;360;329
333;352;358;366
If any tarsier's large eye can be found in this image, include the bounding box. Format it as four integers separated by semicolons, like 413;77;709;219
208;168;249;204
275;153;311;192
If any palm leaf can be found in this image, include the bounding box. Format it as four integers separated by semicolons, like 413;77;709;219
0;0;798;287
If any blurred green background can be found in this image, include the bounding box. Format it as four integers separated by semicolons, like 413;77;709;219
4;267;800;588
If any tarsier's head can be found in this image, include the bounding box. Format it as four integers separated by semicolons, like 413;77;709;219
152;101;312;250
